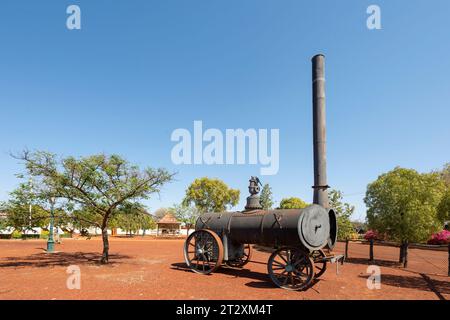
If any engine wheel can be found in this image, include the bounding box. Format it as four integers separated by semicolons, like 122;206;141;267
184;229;224;275
268;247;315;291
226;244;252;268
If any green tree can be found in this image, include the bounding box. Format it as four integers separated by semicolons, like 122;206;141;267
260;184;274;210
351;220;368;234
328;189;355;240
364;167;444;265
437;189;450;223
182;177;240;213
0;204;8;230
111;203;155;236
440;163;450;186
66;207;101;235
278;197;308;209
437;163;450;224
16;151;173;263
138;212;156;236
4;204;49;233
153;208;170;221
111;203;138;236
2;183;50;234
171;203;200;234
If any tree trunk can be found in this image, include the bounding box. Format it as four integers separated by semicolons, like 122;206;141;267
101;227;109;264
403;241;409;268
369;239;374;262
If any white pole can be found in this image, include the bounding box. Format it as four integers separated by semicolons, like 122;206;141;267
29;178;33;228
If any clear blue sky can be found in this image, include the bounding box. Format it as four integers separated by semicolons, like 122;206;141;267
1;1;449;221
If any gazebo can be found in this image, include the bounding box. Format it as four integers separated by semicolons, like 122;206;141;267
156;213;181;236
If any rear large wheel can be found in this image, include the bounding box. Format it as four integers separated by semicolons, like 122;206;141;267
268;247;315;291
184;229;224;275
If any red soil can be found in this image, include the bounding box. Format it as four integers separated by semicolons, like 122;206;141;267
0;238;448;300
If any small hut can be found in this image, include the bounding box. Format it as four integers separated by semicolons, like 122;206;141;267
156;213;181;236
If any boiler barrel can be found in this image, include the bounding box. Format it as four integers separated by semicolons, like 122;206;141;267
195;204;336;251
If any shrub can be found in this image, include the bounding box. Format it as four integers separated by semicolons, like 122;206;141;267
40;230;50;239
427;230;450;245
364;230;379;241
23;234;40;239
11;230;22;239
349;232;360;240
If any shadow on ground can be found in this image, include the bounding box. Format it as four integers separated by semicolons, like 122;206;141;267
170;261;319;291
345;257;401;268
0;251;131;268
252;245;275;253
357;273;450;300
346;256;448;278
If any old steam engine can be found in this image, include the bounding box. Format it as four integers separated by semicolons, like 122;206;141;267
183;55;343;291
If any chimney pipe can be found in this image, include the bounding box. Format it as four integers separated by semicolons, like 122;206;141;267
312;54;329;208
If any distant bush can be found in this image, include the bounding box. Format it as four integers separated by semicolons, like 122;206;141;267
11;230;22;239
40;230;49;239
22;234;40;239
427;230;450;245
349;232;361;240
60;232;72;239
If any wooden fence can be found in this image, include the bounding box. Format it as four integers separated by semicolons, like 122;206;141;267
339;239;449;276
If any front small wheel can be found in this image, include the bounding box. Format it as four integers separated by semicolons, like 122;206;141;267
184;229;224;275
226;244;252;268
268;247;315;291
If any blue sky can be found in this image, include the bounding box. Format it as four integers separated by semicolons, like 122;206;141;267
1;1;449;221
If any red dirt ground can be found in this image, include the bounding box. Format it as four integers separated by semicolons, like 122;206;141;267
0;238;448;300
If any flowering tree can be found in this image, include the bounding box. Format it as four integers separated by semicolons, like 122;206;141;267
428;230;450;245
364;230;379;241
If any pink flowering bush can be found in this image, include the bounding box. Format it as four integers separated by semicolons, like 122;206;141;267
364;230;379;241
427;230;450;245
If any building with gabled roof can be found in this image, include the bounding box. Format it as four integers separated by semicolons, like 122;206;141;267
156;213;181;236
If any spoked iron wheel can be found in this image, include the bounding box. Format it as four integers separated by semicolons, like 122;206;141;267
310;249;327;278
226;244;252;268
184;229;224;275
268;247;315;291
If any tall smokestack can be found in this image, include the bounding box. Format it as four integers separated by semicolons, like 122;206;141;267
312;54;329;208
